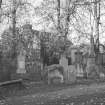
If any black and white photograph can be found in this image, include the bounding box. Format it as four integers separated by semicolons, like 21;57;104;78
0;0;105;105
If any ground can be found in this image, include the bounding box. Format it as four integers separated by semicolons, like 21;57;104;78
1;79;105;105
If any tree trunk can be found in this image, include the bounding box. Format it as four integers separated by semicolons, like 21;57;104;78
94;0;100;53
0;0;2;8
12;0;17;59
0;0;2;22
57;0;60;32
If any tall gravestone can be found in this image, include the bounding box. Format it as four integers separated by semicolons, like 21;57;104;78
59;54;68;82
17;49;26;74
67;65;76;83
86;56;99;79
75;51;83;77
70;49;77;64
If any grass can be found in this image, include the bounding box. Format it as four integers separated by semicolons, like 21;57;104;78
0;78;105;100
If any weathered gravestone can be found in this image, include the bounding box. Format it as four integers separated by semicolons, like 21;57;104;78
67;65;76;83
70;48;77;64
76;64;84;77
75;52;84;78
82;53;88;78
44;64;64;84
59;54;68;82
86;56;99;79
96;53;103;65
17;49;26;74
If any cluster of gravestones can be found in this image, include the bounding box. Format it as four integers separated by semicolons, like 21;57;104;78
0;48;27;82
1;45;105;83
45;50;105;84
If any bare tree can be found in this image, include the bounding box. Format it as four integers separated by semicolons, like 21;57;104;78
0;0;2;8
57;0;60;30
0;0;35;57
0;0;2;22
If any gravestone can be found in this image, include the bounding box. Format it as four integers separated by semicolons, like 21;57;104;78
59;54;68;82
45;64;64;84
86;56;99;79
99;45;104;53
87;56;95;65
75;52;83;77
70;49;77;64
67;65;76;83
99;72;105;79
48;69;63;84
17;49;26;74
76;64;84;77
75;51;83;64
96;53;103;65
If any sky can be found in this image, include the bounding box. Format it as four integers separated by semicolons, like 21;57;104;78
0;0;43;36
0;0;105;45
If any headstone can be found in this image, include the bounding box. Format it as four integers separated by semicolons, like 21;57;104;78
71;49;77;64
99;45;104;53
99;72;105;79
76;64;84;77
75;51;83;64
67;56;72;65
46;64;64;84
49;70;63;84
96;53;103;65
86;65;99;79
82;54;88;72
67;65;76;83
59;54;68;82
87;57;95;66
17;49;26;74
86;57;99;79
75;52;83;77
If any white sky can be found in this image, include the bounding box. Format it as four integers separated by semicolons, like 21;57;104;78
0;0;105;45
0;0;43;33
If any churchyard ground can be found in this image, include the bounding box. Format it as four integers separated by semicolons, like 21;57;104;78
0;79;105;105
